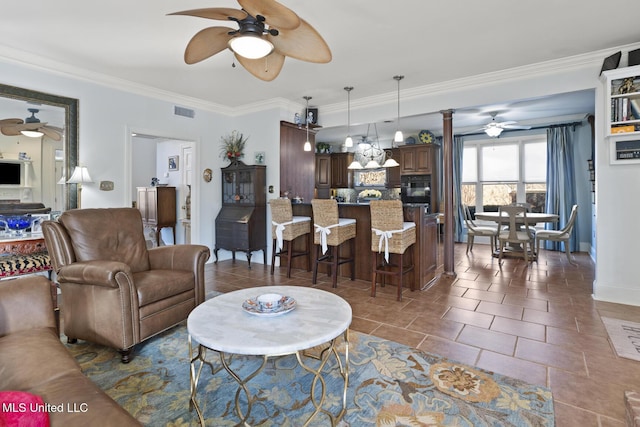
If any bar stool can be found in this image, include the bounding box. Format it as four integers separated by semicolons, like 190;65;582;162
311;199;356;288
370;200;416;301
269;198;311;278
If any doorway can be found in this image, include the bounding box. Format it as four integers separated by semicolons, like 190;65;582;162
128;131;197;246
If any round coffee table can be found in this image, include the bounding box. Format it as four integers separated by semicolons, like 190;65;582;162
188;285;352;426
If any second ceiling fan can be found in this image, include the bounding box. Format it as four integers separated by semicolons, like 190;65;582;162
465;112;532;137
0;109;62;141
170;0;332;81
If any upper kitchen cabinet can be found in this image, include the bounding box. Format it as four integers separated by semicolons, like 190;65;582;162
330;152;353;188
399;144;435;175
315;153;331;199
280;121;316;201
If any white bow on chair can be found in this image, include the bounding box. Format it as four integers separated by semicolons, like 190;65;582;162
373;228;401;262
314;223;338;254
272;220;294;251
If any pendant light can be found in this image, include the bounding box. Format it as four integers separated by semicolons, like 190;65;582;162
344;86;353;148
393;75;404;144
303;96;312;151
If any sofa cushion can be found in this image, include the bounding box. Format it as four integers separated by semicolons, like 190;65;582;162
59;208;150;273
133;269;195;307
0;328;80;391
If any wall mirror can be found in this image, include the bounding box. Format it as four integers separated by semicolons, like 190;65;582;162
0;83;78;210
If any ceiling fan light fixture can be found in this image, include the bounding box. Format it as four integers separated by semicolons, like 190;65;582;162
20;130;44;138
228;35;274;59
485;126;503;137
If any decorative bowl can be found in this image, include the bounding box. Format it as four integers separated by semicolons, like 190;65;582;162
0;214;37;235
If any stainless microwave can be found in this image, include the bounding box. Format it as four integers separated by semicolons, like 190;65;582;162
400;175;431;209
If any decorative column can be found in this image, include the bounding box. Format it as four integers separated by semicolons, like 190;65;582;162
441;109;456;277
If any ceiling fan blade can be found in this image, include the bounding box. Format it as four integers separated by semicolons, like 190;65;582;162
40;126;62;141
184;27;234;64
0;125;21;136
235;51;285;81
238;0;300;30
0;118;23;126
270;18;331;63
496;120;516;127
168;8;247;21
501;124;532;130
461;128;486;135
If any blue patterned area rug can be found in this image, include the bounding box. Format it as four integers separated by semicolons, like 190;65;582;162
64;325;554;426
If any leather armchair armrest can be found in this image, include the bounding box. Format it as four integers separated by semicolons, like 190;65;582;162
148;244;211;271
58;260;133;288
0;276;56;336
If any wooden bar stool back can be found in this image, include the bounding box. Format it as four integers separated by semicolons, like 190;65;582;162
370;200;416;301
311;199;356;288
269;198;311;278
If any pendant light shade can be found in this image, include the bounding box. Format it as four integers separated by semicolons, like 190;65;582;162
303;96;312;151
393;75;404;144
344;86;353;148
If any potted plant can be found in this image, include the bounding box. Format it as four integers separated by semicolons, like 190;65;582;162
219;130;248;162
315;142;331;154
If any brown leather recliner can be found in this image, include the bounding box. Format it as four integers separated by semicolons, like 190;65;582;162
42;207;210;363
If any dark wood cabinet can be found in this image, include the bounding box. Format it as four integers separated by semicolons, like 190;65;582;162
280;121;316;202
330;152;353;188
386;148;401;188
214;161;266;268
399;144;434;175
315;154;331;199
137;186;176;246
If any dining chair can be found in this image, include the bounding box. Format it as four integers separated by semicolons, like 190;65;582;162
497;205;536;265
536;204;579;265
464;205;499;253
463;204;498;254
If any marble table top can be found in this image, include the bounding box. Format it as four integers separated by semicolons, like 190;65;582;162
188;285;352;355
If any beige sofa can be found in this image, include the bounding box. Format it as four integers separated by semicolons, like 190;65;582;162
0;275;141;426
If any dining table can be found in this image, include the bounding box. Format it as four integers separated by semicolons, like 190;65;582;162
473;211;559;259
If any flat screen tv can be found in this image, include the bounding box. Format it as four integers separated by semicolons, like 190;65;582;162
0;162;21;185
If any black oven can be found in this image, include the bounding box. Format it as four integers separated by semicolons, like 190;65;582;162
400;175;431;210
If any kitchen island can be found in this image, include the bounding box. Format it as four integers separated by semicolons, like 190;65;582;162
290;202;438;291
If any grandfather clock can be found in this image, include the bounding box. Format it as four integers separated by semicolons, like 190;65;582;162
213;160;266;268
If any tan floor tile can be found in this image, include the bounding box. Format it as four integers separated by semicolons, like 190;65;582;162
490;316;546;341
365;324;426;348
476;300;523;320
442;307;494;329
417;335;480;366
516;338;586;373
552;401;599;427
462;288;506;304
406;313;464;341
457;325;516;355
475;350;547;387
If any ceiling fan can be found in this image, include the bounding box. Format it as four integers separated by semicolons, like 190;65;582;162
0;109;62;141
170;0;332;81
465;112;532;137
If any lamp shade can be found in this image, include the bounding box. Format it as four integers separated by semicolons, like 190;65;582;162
228;35;274;59
394;130;404;143
67;166;93;184
303;141;312;152
344;135;353;148
347;160;363;169
382;158;400;167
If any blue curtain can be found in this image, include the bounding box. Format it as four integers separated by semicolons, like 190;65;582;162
453;136;465;242
544;126;578;251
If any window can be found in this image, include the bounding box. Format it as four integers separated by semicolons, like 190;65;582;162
462;136;547;213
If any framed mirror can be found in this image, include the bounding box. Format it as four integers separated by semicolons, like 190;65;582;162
0;83;79;210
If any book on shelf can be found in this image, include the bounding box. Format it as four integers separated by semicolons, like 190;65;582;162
611;125;636;134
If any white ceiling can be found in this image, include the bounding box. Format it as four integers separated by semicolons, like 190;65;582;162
0;0;637;141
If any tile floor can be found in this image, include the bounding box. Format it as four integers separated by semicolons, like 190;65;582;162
205;242;640;426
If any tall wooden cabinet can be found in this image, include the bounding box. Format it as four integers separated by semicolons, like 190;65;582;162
136;186;177;246
315;154;331;199
214;161;266;268
280;121;316;201
330;152;354;188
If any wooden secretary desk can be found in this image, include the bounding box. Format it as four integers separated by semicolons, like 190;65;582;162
213;160;266;268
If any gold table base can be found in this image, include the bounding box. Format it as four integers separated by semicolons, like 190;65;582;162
189;330;349;426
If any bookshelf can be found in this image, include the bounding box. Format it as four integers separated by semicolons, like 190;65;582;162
603;65;640;164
